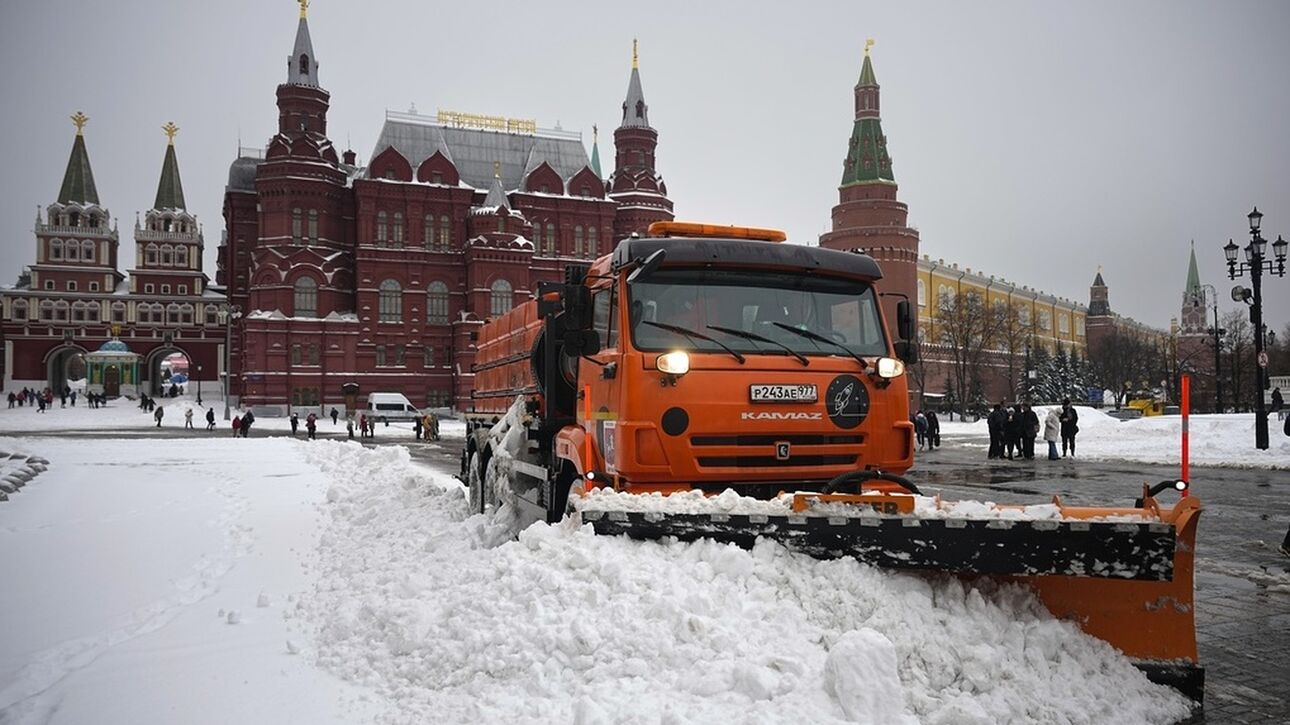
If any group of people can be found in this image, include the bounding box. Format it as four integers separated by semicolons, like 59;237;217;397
7;387;54;411
911;410;941;450
987;399;1079;461
230;409;256;437
289;411;320;439
413;413;440;442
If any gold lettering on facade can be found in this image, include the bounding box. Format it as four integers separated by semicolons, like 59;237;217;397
436;109;537;135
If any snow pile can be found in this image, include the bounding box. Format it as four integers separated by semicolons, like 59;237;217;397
937;406;1290;469
298;441;1192;724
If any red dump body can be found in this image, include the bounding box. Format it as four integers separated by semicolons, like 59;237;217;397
470;300;543;416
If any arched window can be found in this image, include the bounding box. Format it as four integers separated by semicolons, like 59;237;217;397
292;208;303;243
427;281;449;324
440;215;451;248
71;302;89;322
588;226;598;257
49;239;63;260
546;223;556;255
175;245;188;267
308;344;320;366
917;279;926;307
636;100;645;118
39;300;54;321
299;54;309;76
489;278;513;317
378;279;402;322
66;241;79;260
424;213;435;249
12;300;27;321
160;245;173;266
54;301;69;321
376;211;388;244
393;212;405;246
145;244;158;265
293;277;318;317
574;225;583;257
497;216;505;233
180;304;194;325
308;209;319;243
112;302;126;323
82;240;95;262
166;303;181;324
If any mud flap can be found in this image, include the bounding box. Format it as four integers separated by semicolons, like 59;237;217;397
1134;661;1205;703
581;510;1176;580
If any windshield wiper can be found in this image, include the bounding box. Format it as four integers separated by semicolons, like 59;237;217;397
641;320;746;364
771;322;868;370
706;325;809;367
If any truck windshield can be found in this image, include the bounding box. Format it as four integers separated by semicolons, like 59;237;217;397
628;269;888;358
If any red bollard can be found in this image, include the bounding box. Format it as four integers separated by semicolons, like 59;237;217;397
1181;374;1190;496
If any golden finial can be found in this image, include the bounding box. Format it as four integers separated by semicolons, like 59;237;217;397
493;160;501;178
298;0;309;19
865;38;875;57
71;111;89;135
632;38;639;69
162;121;179;145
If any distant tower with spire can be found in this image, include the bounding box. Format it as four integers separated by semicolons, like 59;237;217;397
819;41;919;325
608;39;674;239
1179;242;1207;333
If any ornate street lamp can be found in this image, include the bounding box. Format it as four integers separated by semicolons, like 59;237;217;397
1226;207;1288;449
196;364;202;406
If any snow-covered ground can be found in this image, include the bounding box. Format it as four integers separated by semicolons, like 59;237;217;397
0;433;1194;724
936;405;1290;470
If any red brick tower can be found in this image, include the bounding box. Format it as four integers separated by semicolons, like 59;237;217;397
608;40;674;240
819;43;919;324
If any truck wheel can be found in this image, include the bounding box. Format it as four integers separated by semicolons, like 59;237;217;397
467;452;485;515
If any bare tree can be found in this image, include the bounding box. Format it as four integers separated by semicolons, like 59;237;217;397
1223;310;1253;411
994;301;1036;400
1089;327;1155;408
933;290;1001;418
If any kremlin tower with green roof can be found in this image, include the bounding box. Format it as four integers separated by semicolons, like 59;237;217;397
819;41;919;326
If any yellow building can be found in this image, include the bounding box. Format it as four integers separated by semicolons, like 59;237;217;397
916;254;1087;355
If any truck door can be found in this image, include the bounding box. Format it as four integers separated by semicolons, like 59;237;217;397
582;284;622;474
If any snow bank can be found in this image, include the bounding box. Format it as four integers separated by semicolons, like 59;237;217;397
297;442;1192;724
938;406;1290;469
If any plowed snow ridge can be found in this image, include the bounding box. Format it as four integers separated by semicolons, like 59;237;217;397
298;441;1192;725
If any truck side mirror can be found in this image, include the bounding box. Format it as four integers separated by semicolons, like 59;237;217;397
895;340;919;365
562;329;601;357
896;299;914;342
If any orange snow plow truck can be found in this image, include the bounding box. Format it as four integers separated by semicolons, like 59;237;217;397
462;222;1203;700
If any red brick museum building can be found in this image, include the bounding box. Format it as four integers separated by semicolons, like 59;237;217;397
219;10;673;411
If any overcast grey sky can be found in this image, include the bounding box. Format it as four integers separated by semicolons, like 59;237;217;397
2;0;1287;333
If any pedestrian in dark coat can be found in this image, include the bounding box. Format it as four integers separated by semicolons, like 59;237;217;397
1004;405;1023;460
1272;387;1283;413
986;403;1005;459
913;411;928;450
330;407;339;425
926;411;941;450
1021;404;1040;460
414;416;423;440
1059;398;1079;457
290;412;300;436
7;392;14;408
241;410;255;437
232;415;242;437
206;407;216;431
306;412;317;440
154;405;164;427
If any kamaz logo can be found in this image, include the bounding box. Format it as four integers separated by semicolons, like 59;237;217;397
740;411;824;421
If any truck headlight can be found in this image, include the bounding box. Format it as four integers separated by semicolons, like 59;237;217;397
656;351;690;375
875;357;905;379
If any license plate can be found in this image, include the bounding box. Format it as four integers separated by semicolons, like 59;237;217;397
750;384;818;403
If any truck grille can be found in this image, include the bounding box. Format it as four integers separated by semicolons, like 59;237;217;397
696;454;858;468
691;434;864;447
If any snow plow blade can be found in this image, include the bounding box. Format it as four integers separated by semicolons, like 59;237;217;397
582;507;1175;580
578;488;1203;700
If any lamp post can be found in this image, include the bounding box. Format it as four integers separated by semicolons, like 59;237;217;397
1196;283;1224;412
220;304;242;421
1224;207;1288;449
196;364;202;406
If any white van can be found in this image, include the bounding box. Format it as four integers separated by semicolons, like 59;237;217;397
366;392;422;422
